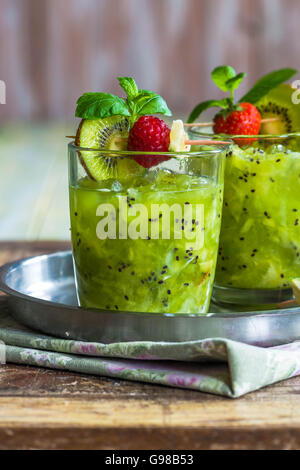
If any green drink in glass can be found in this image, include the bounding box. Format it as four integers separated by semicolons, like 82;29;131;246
214;134;300;305
188;65;300;307
69;144;226;314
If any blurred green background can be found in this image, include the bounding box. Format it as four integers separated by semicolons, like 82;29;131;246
0;0;299;240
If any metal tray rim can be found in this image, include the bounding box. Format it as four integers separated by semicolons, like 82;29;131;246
0;250;299;320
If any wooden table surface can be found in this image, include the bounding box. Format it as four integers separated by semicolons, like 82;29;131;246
1;241;300;450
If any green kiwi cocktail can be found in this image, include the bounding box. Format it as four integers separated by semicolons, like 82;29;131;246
211;134;300;305
69;144;226;314
187;64;300;305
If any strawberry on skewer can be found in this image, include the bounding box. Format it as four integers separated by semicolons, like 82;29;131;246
213;102;261;136
184;117;279;128
187;65;297;143
213;102;261;145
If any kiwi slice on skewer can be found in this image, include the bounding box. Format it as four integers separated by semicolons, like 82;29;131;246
75;116;142;181
256;84;300;135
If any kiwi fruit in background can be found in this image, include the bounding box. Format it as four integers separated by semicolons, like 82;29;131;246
256;84;300;135
75;116;142;181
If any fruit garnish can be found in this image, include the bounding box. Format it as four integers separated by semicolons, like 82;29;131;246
75;116;142;181
213;102;261;145
74;77;231;175
76;116;130;151
128;115;171;168
256;84;300;134
187;66;297;136
127;117;230;168
75;77;172;179
292;279;300;306
169;120;191;152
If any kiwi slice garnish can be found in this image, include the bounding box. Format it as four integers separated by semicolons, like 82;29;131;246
75;116;141;181
256;84;300;135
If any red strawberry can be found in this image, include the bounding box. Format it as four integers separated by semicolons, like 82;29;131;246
213;102;261;145
128;115;171;168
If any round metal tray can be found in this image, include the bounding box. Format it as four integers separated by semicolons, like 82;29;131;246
0;251;299;346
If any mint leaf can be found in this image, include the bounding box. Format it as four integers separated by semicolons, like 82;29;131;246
187;99;229;123
118;77;139;100
239;68;298;103
138;89;157;95
226;72;246;91
131;91;172;117
211;66;236;91
75;92;130;119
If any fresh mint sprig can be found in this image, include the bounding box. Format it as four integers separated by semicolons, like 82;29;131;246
211;66;246;103
187;66;298;123
75;77;172;123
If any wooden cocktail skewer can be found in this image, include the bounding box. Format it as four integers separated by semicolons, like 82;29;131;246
67;117;277;144
184;122;217;127
276;299;298;309
67;119;279;138
184;139;230;145
184;117;279;127
66;136;230;145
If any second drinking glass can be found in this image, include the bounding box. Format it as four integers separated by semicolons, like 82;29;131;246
191;128;300;307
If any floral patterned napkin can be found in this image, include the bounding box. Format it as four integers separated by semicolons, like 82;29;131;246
1;303;300;398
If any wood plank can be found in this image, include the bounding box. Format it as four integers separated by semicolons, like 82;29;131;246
1;425;299;450
0;241;70;266
0;390;300;434
0;394;299;449
1;395;300;429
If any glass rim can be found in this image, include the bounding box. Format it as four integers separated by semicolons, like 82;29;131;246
68;139;232;157
189;127;300;140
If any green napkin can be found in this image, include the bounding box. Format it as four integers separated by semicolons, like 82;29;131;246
1;302;300;398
